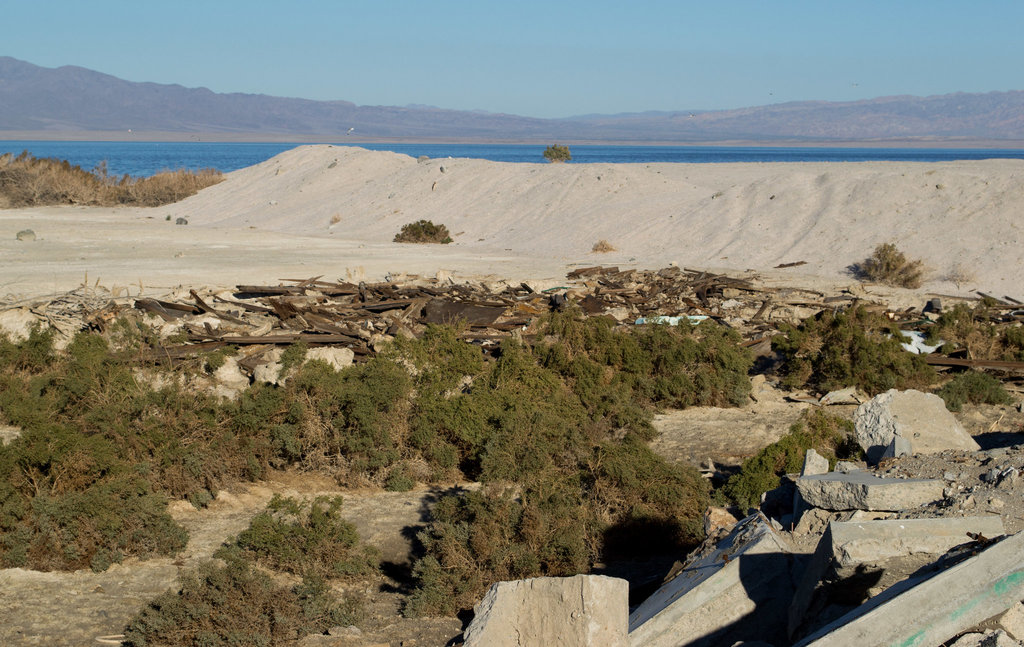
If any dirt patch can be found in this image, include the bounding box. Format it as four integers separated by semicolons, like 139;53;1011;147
0;473;465;647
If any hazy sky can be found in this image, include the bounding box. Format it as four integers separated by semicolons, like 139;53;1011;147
7;1;1024;119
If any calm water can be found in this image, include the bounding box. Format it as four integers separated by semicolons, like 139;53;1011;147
3;140;1024;177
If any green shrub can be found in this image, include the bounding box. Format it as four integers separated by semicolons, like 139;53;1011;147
220;494;379;580
393;219;452;244
122;554;357;647
533;310;753;440
288;357;412;479
773;305;937;395
927;304;1024;362
723;410;860;510
937;371;1014;412
543;144;572;163
854;242;925;288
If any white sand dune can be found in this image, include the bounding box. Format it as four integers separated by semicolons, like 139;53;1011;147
3;144;1024;301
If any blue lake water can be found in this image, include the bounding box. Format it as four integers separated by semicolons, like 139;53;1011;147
3;140;1024;177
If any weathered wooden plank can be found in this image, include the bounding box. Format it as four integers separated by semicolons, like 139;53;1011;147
422;299;506;326
924;356;1024;371
134;298;193;321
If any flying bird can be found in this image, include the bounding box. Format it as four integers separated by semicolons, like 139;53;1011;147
347;127;355;135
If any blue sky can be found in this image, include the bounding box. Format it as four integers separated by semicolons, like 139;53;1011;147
6;1;1024;118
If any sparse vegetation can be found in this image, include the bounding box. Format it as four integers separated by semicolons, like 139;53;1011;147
773;305;937;396
122;554;359;647
853;242;925;288
937;371;1014;412
543;144;572;163
0;151;222;208
393;219;452;244
218;495;380;580
592;239;616;253
402;312;753;615
926;303;1024;362
722;410;861;511
945;262;975;288
0;308;757;626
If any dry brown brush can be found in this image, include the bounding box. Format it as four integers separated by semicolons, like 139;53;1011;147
0;151;221;208
853;242;925;288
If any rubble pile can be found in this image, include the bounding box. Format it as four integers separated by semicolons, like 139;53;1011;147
6;266;1024;645
465;388;1024;646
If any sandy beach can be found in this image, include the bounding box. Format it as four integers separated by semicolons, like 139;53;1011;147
3;145;1023;302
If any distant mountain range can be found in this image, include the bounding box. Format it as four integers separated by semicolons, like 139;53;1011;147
2;56;1023;143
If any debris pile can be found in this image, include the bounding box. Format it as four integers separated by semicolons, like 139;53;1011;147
466;388;1024;646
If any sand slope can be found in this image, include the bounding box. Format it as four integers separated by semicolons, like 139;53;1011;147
172;145;1024;296
3;144;1023;301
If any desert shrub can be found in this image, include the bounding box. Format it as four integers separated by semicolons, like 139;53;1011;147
592;239;616;253
0;151;221;208
926;303;1024;362
404;330;714;616
287;357;412;480
773;305;937;395
535;310;753;421
0;311;739;587
0;425;189;571
393;219;452;244
407;434;709;616
219;494;379;580
0;332;203;570
122;554;357;647
853;242;924;288
543;144;572;163
937;371;1014;412
118;168;223;206
723;410;860;510
0;327;290;570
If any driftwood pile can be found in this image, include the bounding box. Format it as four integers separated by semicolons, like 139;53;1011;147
118;266;858;370
11;264;1021;379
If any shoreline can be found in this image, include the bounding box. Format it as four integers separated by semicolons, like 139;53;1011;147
3;130;1024;149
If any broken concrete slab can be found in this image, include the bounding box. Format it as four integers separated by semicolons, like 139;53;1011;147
795;530;1024;647
827;516;1004;568
948;630;1021;647
0;425;21;446
305;346;355;371
628;513;796;647
0;307;41;342
463;574;628;647
789;516;1006;638
998;601;1024;641
854;389;979;464
211;356;250;400
802;448;830;476
703;506;742;536
881;434;912;460
795;471;944;511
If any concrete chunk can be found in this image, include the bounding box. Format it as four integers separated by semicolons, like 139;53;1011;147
463;574;628;647
795;471;944;511
802;448;830;476
854;389;979;464
789;516;1005;638
305;347;355;371
628;513;796;647
828;516;1004;567
881;435;912;460
796;530;1024;647
998;601;1024;640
